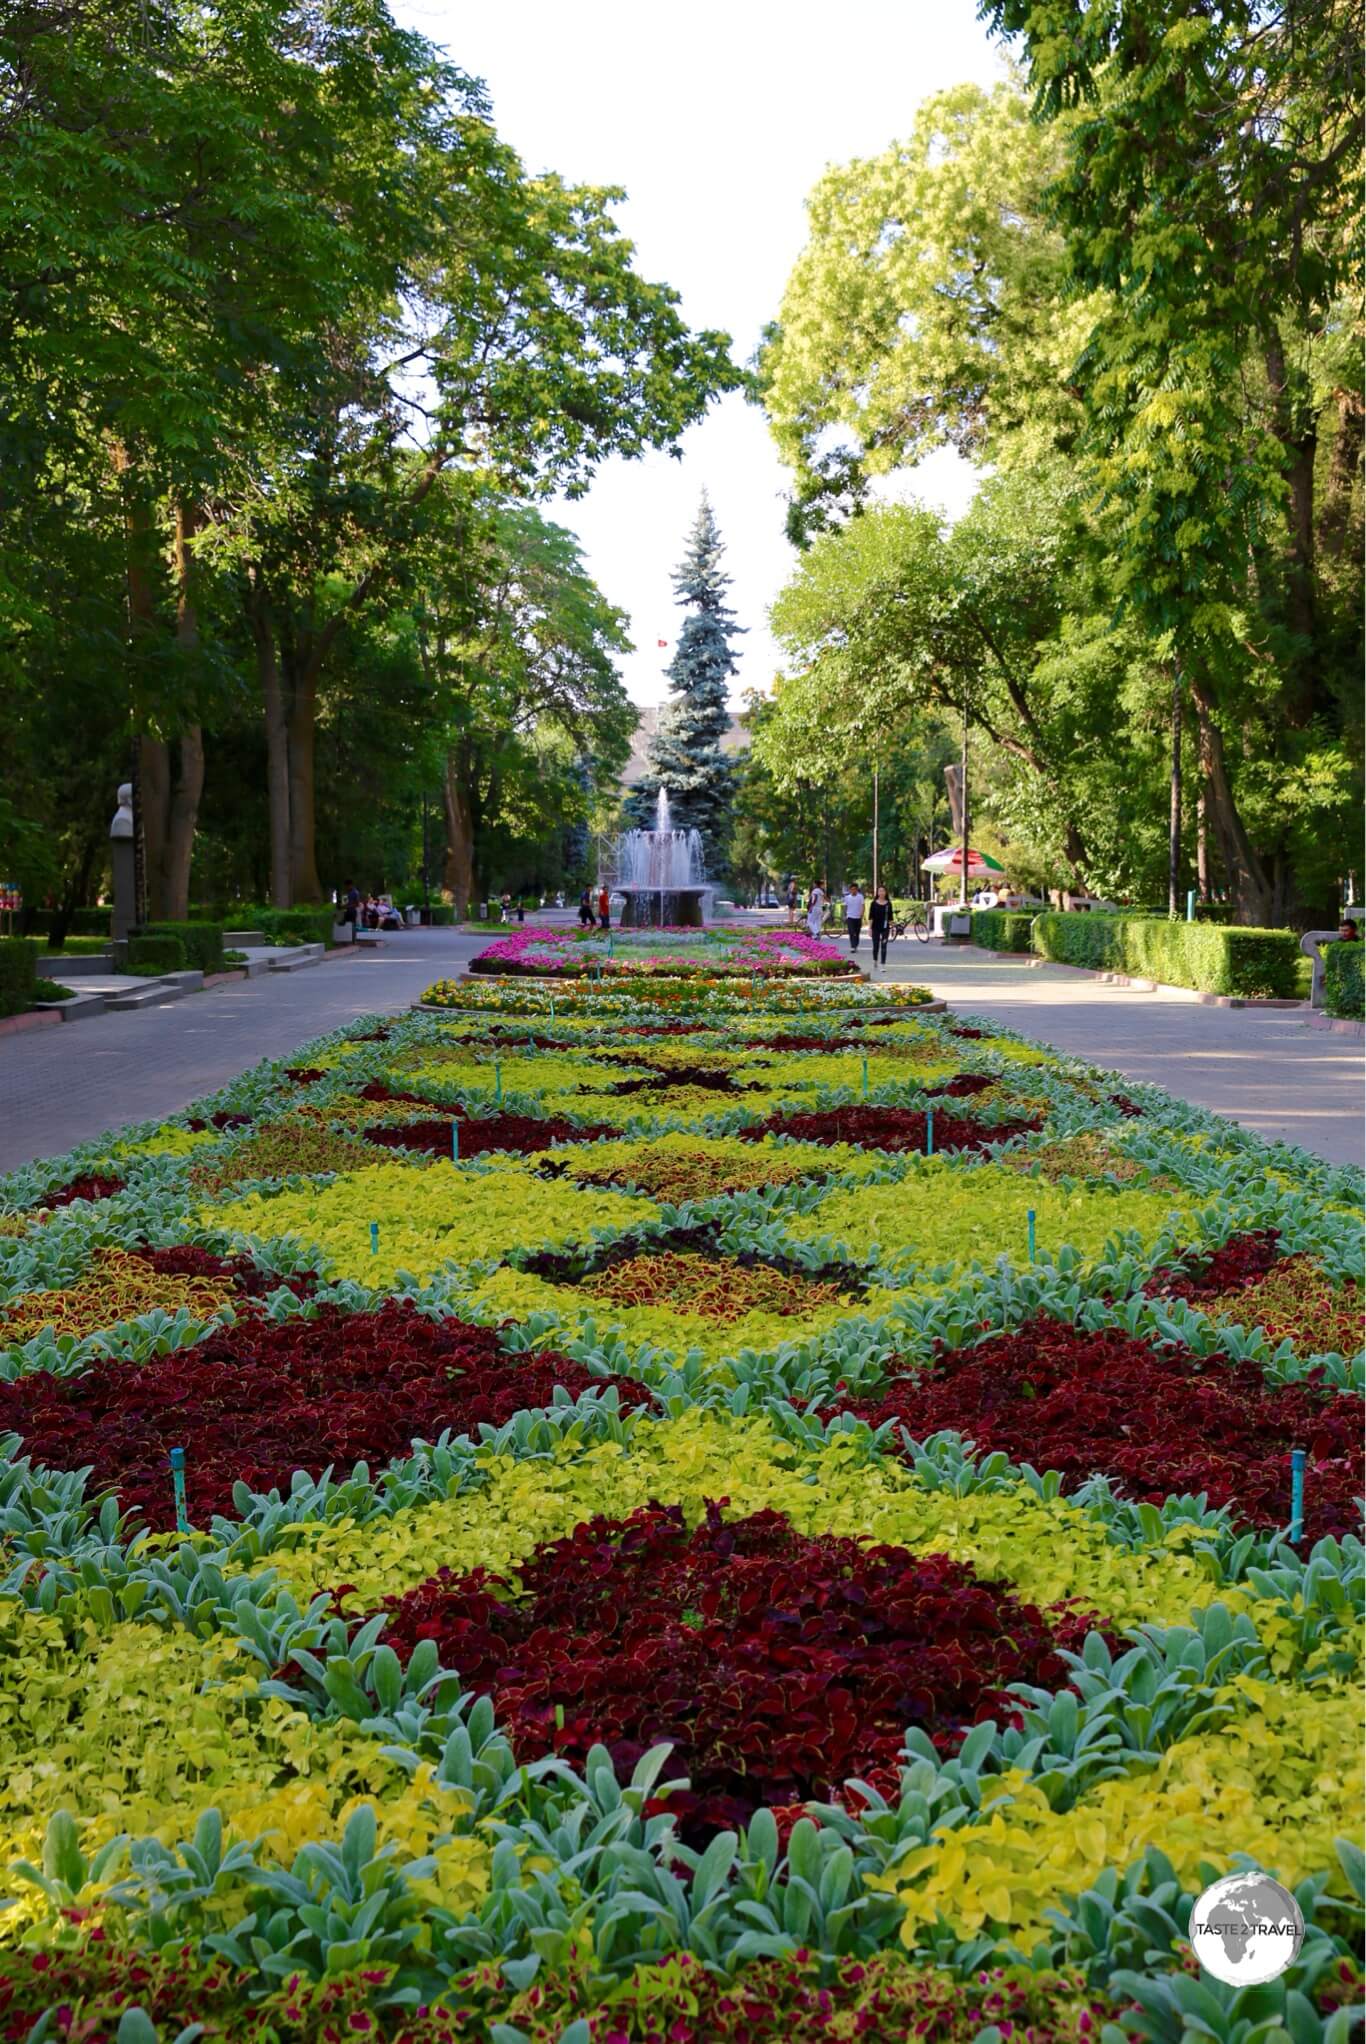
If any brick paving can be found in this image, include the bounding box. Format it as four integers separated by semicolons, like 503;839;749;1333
0;929;486;1173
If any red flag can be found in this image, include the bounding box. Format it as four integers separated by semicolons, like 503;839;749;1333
657;639;668;647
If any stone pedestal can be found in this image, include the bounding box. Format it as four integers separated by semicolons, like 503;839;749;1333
110;782;136;943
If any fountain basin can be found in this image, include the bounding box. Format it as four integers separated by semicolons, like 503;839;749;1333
617;886;711;929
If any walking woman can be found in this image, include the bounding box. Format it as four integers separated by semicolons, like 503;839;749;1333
869;883;893;966
805;882;825;940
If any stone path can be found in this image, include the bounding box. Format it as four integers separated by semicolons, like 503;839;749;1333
868;940;1363;1167
2;923;1360;1175
0;929;487;1174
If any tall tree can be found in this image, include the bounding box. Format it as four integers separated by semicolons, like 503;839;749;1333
978;0;1363;921
632;496;741;866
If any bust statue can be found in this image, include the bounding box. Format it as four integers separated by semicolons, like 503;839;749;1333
110;782;134;841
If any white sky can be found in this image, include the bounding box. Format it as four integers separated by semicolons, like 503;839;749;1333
394;0;1006;705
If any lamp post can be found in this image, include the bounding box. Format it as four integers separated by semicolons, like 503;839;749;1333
872;765;880;898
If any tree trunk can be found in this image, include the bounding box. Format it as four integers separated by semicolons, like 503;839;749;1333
249;581;292;910
162;500;205;920
138;733;171;921
1320;388;1363;561
1188;678;1273;923
287;664;323;903
442;752;475;914
1168;666;1182;917
1264;333;1318;723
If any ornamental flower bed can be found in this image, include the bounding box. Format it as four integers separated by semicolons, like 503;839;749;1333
828;1317;1364;1542
0;1303;646;1528
370;1501;1098;1835
0;977;1360;2040
465;925;860;978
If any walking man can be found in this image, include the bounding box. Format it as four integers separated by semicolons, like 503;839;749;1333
843;880;866;953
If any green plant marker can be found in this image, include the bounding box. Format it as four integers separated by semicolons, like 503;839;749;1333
607;933;613;958
451;1120;459;1163
554;1703;565;1730
861;1056;869;1099
1026;1208;1036;1262
926;1105;934;1156
494;1060;502;1107
1289;1447;1306;1543
168;1445;190;1534
370;1220;379;1256
1186;889;1195;923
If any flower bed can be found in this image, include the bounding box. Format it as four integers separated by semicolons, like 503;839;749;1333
0;982;1360;2038
465;924;860;978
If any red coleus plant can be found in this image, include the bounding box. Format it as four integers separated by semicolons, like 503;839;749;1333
31;1174;126;1210
369;1502;1095;1838
1149;1230;1284;1299
826;1316;1363;1541
0;1303;648;1528
362;1111;615;1158
737;1100;1039;1154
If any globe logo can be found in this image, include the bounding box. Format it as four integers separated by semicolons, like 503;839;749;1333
1189;1873;1305;1986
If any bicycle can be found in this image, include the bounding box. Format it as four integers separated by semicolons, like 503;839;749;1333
891;911;930;943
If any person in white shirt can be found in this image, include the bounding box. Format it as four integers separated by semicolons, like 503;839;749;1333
843;883;866;952
805;883;825;938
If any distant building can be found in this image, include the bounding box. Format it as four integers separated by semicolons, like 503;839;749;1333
622;705;748;791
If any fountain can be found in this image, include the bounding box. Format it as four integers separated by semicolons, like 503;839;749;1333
610;788;712;928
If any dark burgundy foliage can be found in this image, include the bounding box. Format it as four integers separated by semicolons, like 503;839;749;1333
518;1224;867;1298
949;1026;985;1039
370;1502;1095;1838
131;1244;311;1300
283;1066;326;1084
1150;1230;1283;1300
930;1073;998;1098
1109;1094;1143;1117
738;1103;1039;1154
610;1065;748;1095
363;1114;614;1158
186;1112;251;1133
827;1317;1362;1541
33;1174;125;1209
0;1304;646;1528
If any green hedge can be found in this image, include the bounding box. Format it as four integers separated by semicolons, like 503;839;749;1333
127;934;186;976
136;919;223;974
1032;913;1300;997
970;910;1036;952
257;907;334;947
1324;942;1364;1020
0;939;36;1017
426;903;456;925
1031;912;1126;971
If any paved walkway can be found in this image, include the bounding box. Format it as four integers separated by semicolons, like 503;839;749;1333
2;925;1360;1175
867;941;1362;1167
0;929;487;1174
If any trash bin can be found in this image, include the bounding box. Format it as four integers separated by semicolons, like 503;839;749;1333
404;908;419;927
479;901;489;922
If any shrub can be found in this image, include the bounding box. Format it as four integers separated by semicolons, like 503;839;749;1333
0;937;36;1017
1031;911;1125;971
1324;941;1364;1019
970;909;1035;952
127;933;186;976
32;978;74;1002
137;919;224;973
1032;914;1300;997
257;905;334;947
427;902;456;924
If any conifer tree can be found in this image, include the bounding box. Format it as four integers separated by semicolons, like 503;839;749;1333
631;494;741;866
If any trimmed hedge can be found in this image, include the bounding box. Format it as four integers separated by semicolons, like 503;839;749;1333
137;919;223;974
257;906;334;947
127;934;186;976
970;910;1035;952
0;938;36;1018
1031;913;1300;998
1324;942;1364;1020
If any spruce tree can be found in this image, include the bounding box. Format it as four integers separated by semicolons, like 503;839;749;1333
631;494;740;867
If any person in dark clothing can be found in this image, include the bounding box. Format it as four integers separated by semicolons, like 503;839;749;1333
869;884;893;965
579;888;594;927
342;882;360;931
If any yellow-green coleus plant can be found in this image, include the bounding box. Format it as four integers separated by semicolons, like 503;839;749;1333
782;1158;1196;1278
204;1159;659;1285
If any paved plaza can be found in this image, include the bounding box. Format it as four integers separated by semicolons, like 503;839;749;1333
0;924;1360;1173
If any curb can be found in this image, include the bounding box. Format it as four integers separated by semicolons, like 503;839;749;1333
0;1009;62;1039
1305;1012;1365;1038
